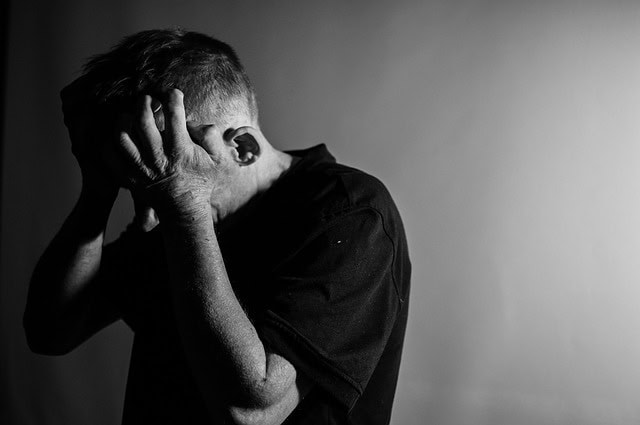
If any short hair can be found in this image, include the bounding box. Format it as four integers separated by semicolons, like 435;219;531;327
80;28;258;126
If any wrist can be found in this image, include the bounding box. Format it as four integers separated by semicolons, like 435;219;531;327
71;186;119;239
142;174;212;216
154;191;212;224
79;181;119;207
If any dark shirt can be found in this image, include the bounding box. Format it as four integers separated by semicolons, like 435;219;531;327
103;144;411;424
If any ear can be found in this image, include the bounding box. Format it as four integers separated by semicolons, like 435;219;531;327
224;126;261;166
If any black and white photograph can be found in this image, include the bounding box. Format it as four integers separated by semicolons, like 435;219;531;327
1;1;640;424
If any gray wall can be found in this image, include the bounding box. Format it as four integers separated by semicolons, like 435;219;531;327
3;1;640;424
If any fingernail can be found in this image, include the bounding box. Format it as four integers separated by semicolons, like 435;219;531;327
151;98;162;113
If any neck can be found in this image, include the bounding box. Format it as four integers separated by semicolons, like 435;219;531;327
214;142;296;225
257;147;296;192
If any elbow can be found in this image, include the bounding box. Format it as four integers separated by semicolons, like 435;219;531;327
23;310;74;356
226;390;274;425
226;384;297;425
226;386;284;425
25;336;73;356
228;405;279;425
227;357;301;425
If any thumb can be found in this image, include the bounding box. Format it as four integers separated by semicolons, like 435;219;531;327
132;192;160;232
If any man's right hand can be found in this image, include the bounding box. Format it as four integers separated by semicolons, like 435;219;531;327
25;80;126;356
61;76;119;201
61;78;162;231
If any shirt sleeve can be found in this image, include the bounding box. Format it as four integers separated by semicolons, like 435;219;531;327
254;207;402;412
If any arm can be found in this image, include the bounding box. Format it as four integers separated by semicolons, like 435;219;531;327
24;82;121;355
24;187;119;355
161;204;309;425
113;91;309;425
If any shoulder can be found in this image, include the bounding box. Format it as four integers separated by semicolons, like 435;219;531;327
291;152;412;300
266;145;411;282
289;153;397;223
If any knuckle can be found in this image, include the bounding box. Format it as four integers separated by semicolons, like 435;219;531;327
139;119;155;135
150;157;166;173
137;113;149;130
167;90;184;111
117;131;131;147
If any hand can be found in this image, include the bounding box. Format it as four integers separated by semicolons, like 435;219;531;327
60;76;119;199
112;89;219;216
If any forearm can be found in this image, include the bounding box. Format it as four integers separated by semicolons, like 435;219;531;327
160;202;295;410
24;187;117;353
114;90;303;423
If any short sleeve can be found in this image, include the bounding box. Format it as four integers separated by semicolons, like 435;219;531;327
255;207;401;412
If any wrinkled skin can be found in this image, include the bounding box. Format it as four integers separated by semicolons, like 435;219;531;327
109;89;233;221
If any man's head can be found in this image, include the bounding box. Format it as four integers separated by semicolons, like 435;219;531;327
62;29;294;227
79;28;258;127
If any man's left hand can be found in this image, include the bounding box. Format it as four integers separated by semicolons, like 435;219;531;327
112;89;219;216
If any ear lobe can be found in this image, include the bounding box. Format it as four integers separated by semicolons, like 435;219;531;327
229;129;260;166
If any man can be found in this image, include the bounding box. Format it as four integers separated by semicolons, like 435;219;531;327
24;29;410;425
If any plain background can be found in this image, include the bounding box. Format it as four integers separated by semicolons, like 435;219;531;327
3;1;640;424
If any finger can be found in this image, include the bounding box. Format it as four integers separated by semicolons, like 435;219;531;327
117;129;142;166
134;95;164;164
187;123;217;154
101;136;135;188
151;98;165;131
115;128;151;184
163;88;189;153
114;113;137;161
